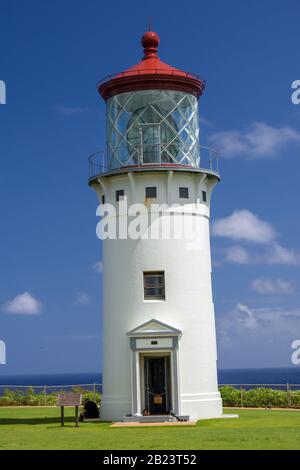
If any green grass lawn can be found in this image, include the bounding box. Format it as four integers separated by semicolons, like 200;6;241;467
0;407;300;450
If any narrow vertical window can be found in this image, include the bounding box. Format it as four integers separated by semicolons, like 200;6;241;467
102;194;105;204
143;271;165;300
202;191;207;203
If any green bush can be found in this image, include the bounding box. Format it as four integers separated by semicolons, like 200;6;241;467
290;391;300;407
0;388;101;407
1;385;298;408
220;386;300;408
219;386;241;407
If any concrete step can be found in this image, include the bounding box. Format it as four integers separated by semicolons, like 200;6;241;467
122;414;189;423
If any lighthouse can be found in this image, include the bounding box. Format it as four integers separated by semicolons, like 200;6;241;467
89;31;223;421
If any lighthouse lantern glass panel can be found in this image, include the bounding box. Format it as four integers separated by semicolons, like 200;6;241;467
107;90;199;170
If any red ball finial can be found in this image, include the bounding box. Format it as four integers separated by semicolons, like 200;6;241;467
141;31;160;60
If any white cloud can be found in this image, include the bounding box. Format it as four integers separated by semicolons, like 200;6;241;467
225;246;251;264
199;116;214;127
236;303;258;329
55;105;85;116
93;261;103;273
264;242;299;266
213;210;300;266
232;304;300;327
208;122;300;159
252;278;294;295
212;210;275;244
223;243;299;266
3;292;42;315
219;302;300;347
73;292;91;306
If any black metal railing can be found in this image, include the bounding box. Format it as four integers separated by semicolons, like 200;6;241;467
88;145;220;179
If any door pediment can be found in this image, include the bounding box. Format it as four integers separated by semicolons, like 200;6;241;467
127;319;181;337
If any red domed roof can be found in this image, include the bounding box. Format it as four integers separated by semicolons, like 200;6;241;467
98;31;205;101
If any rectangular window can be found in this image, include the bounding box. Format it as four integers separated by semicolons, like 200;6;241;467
116;189;125;202
101;194;105;204
143;271;165;300
145;187;157;198
202;190;207;203
179;187;189;199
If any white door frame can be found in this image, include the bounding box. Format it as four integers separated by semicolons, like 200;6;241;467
127;319;182;416
130;339;180;416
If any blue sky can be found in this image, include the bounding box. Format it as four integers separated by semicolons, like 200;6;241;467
0;0;300;375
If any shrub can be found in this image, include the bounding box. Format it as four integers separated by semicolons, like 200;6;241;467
242;388;288;408
220;386;298;408
1;385;298;408
290;391;300;407
0;388;101;407
219;386;241;407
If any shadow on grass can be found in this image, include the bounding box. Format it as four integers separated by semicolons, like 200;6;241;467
0;417;75;426
0;417;112;426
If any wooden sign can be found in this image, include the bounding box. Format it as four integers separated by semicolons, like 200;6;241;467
57;393;82;407
57;393;82;427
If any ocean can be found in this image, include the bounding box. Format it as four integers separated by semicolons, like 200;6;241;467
0;368;300;387
218;367;300;385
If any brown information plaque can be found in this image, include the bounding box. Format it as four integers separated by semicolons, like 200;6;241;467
57;393;82;427
57;393;82;407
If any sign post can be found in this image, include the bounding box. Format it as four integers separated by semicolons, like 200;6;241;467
57;393;82;427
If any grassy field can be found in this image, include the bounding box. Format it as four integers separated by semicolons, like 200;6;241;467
0;407;300;450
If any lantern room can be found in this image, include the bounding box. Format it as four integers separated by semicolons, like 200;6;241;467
96;31;211;173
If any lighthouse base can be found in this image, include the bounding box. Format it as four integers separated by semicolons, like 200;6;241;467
100;393;223;422
100;397;132;422
181;392;223;421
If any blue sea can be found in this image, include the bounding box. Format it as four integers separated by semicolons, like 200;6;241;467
0;372;102;387
1;368;300;387
218;368;300;385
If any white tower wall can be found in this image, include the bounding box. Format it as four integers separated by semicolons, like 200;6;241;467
93;169;222;421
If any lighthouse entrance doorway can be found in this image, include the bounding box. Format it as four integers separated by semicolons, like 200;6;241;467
128;320;181;416
144;355;171;415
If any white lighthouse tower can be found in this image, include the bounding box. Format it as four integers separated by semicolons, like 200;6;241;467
89;31;223;422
